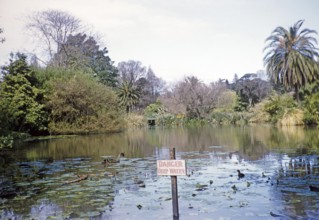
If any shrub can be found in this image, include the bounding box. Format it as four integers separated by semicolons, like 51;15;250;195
0;135;13;149
303;92;319;125
124;113;146;128
278;109;304;126
46;72;125;134
264;94;297;123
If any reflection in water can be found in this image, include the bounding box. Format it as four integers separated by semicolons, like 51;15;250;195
270;154;319;219
0;125;319;219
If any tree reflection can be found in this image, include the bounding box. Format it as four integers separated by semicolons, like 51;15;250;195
2;125;319;219
10;125;318;162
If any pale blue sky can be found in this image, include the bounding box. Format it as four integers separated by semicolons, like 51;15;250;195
0;0;319;83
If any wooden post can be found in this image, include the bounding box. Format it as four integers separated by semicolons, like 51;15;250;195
170;148;179;219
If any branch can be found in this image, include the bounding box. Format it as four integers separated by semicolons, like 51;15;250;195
62;174;88;185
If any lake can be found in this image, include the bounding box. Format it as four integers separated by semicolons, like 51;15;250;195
1;125;319;219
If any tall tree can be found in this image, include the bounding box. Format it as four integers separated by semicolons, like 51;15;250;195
137;67;165;108
234;76;271;108
51;33;118;87
27;10;82;64
263;20;319;102
117;61;165;109
164;76;226;119
0;54;47;134
232;74;238;84
117;60;146;85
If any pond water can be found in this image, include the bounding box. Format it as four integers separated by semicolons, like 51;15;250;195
1;125;319;219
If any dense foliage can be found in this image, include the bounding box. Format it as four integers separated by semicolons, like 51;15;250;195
46;72;124;134
0;55;125;136
302;80;319;124
51;33;118;87
117;81;140;113
3;12;319;144
264;94;298;123
0;54;48;135
232;74;271;108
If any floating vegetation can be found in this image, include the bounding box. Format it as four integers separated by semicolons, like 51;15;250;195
1;142;319;219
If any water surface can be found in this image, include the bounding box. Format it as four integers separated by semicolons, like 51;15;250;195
1;125;319;219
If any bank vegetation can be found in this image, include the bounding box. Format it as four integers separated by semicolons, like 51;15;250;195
1;12;319;149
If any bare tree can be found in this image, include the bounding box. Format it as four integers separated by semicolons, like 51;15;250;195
160;76;228;119
158;87;186;115
210;81;230;108
0;28;5;43
27;10;82;65
137;67;165;108
145;67;164;97
117;60;146;85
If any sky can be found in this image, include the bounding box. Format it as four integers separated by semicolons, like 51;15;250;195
1;0;319;83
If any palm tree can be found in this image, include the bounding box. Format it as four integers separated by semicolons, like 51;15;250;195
117;81;140;113
263;20;319;102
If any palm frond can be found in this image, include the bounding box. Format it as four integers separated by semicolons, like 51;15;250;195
263;20;319;99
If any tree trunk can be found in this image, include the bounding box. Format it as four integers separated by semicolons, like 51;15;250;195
295;85;300;104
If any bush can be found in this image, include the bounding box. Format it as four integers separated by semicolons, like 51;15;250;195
210;111;249;125
278;109;304;126
46;71;125;134
264;94;297;123
124;113;146;128
249;101;271;123
0;135;13;149
303;92;319;125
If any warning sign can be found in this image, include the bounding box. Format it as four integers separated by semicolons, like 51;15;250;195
157;160;186;176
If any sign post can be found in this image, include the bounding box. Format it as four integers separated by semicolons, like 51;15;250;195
157;148;186;220
170;148;179;220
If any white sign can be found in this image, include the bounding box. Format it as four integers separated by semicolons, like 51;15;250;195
157;160;186;176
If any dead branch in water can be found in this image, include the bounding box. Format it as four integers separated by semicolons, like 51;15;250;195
62;174;88;185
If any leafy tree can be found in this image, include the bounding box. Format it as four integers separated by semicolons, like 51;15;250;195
51;33;118;87
46;72;124;134
27;10;82;64
117;81;140;113
234;95;248;112
0;54;48;134
263;20;319;102
144;101;166;118
234;74;271;108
